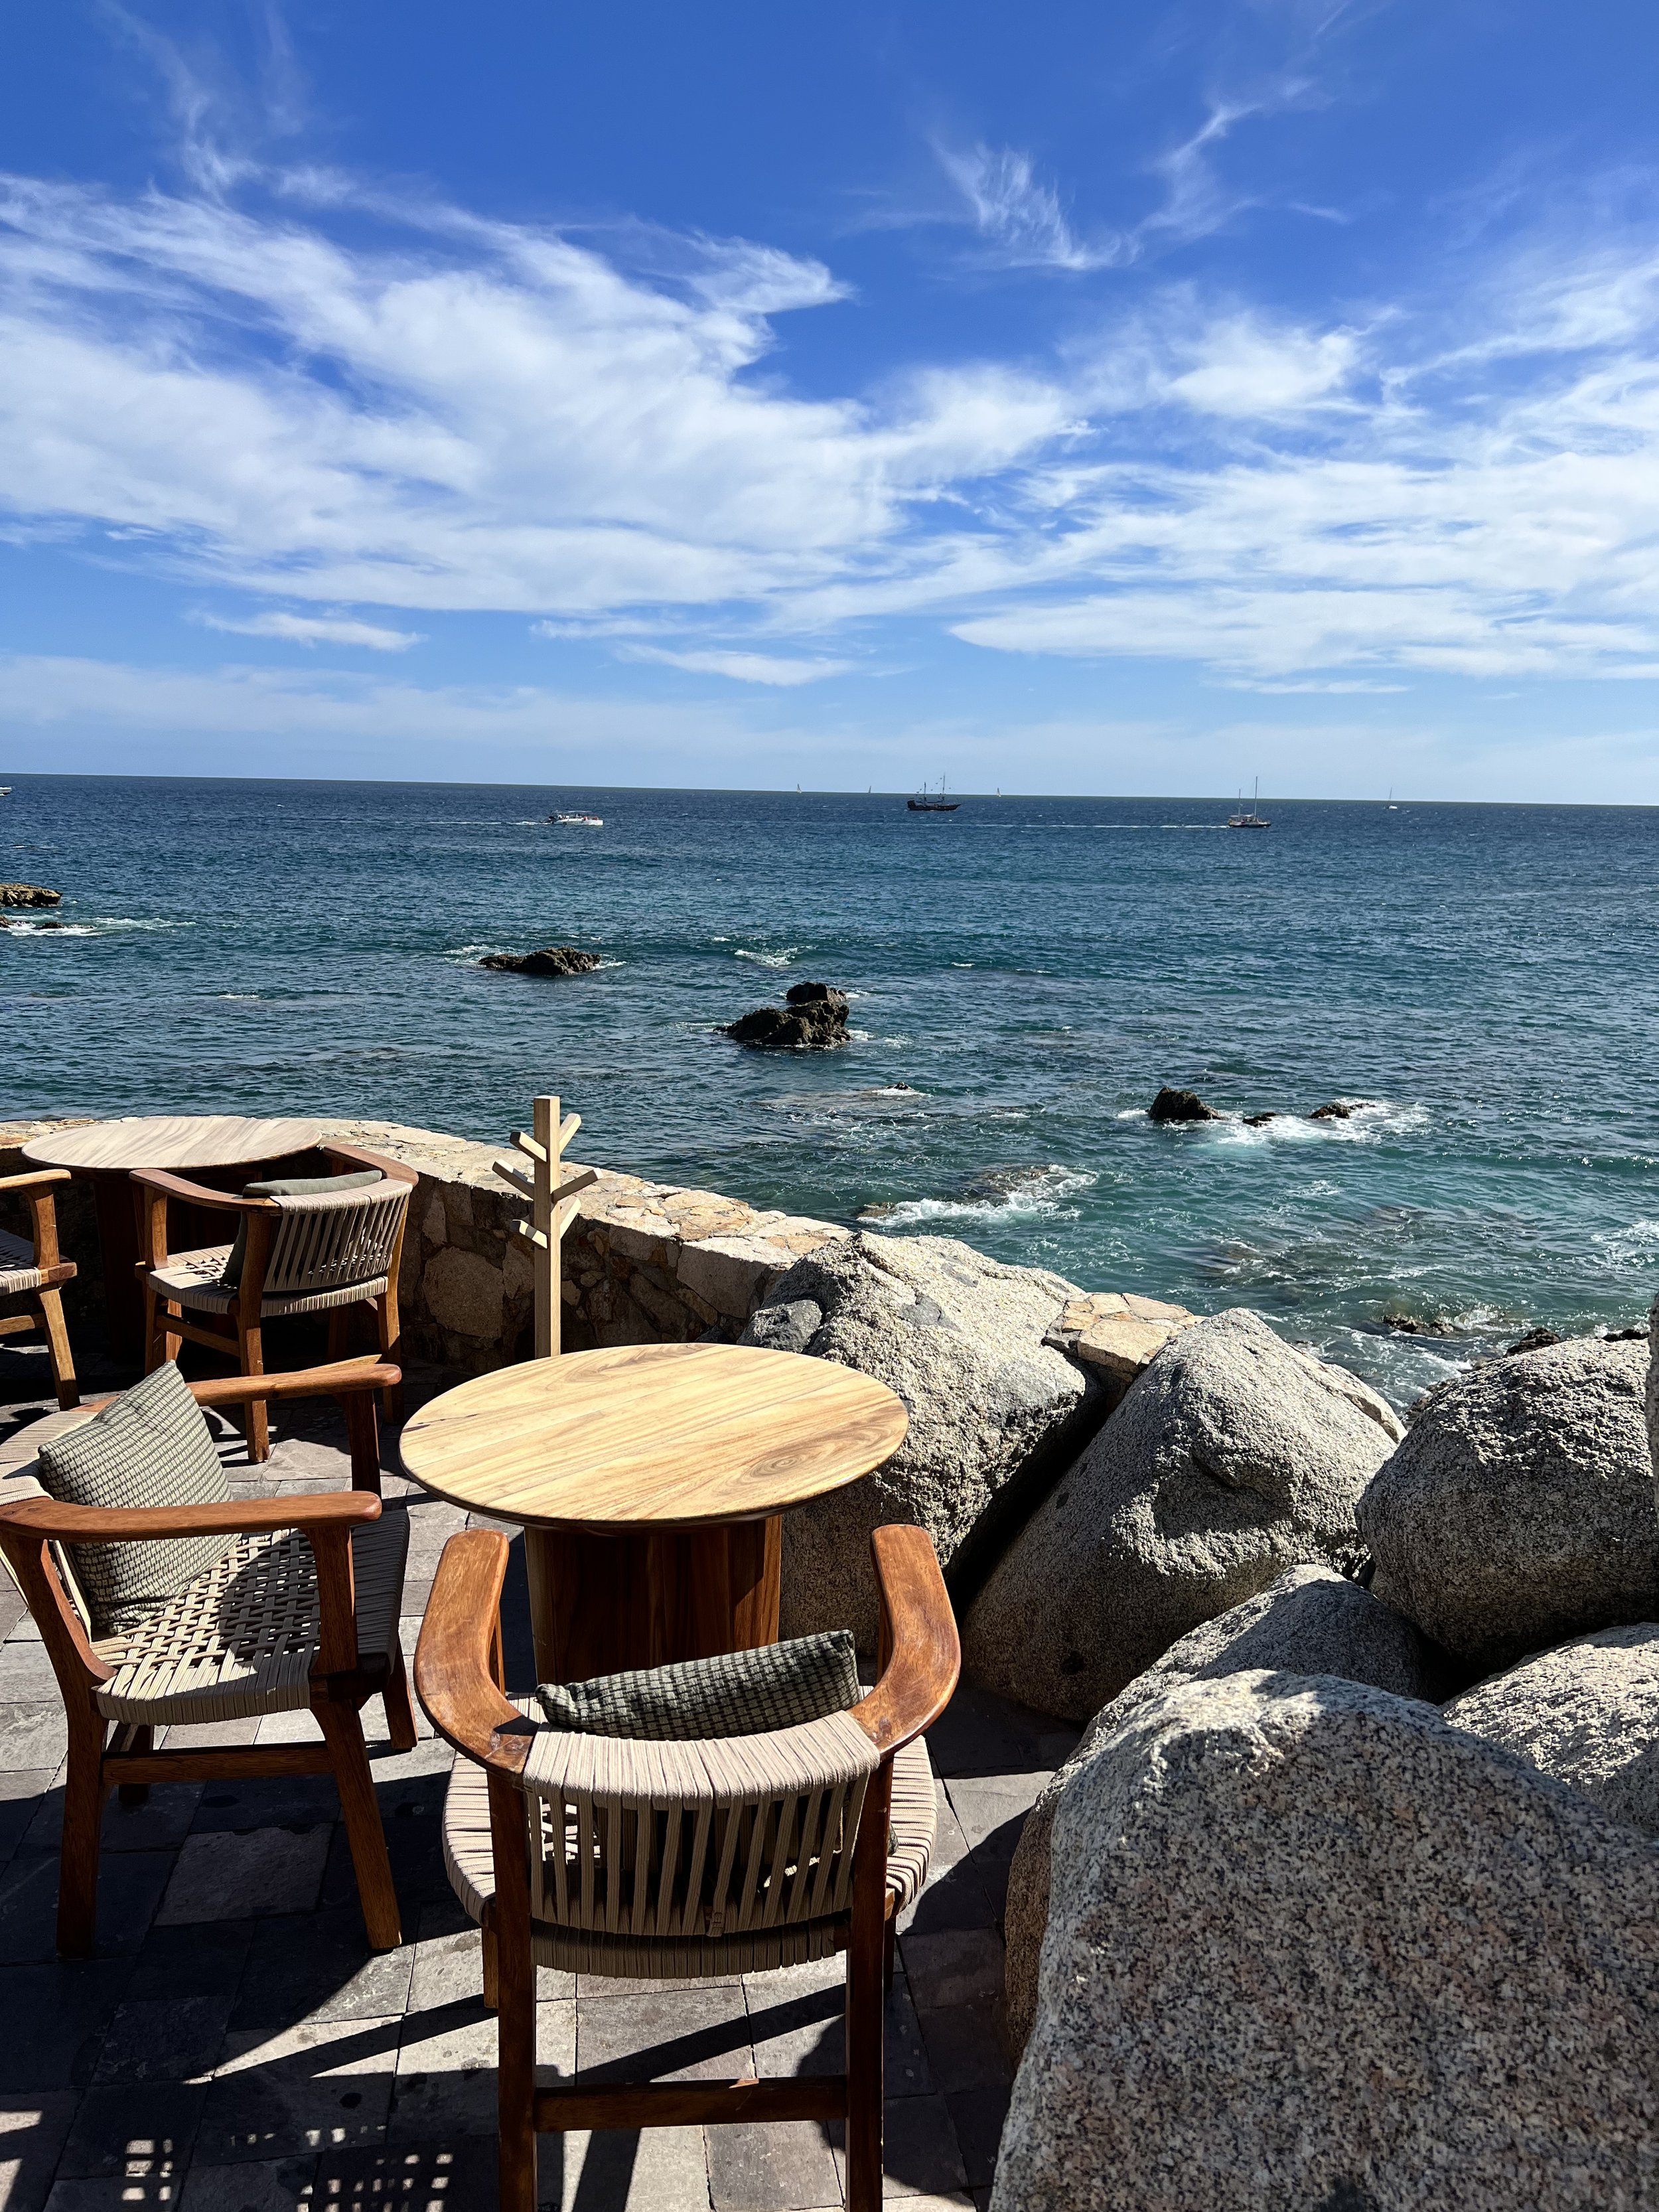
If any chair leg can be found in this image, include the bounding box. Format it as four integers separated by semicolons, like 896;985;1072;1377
482;1922;500;2011
844;1769;892;2212
375;1290;404;1426
38;1289;79;1410
238;1316;269;1461
315;1692;401;1951
494;1903;538;2212
58;1715;108;1958
382;1643;419;1752
883;1914;897;1994
116;1722;153;1806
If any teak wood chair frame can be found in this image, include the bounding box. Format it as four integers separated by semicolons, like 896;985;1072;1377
135;1140;417;1461
0;1360;413;1958
415;1519;960;2212
490;1094;596;1359
0;1167;79;1410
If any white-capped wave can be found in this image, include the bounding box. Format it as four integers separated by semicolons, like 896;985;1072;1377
863;1163;1096;1228
734;946;800;969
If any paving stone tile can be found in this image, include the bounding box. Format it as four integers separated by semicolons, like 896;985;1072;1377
186;1778;338;1834
389;1997;574;2141
0;1707;68;1774
830;2097;966;2204
0;1962;133;2089
0;1584;31;1644
896;1797;997;1940
177;2155;317;2208
938;1783;1041;1865
895;1933;1003;2016
161;1720;262;1751
198;2014;401;2166
705;2116;841;2210
541;2125;710;2212
231;1909;413;2031
0;2091;79;2212
313;2138;501;2209
745;1964;930;2101
922;1687;1076;1784
0;1645;62;1702
57;2081;207;2180
911;2009;1009;2096
361;1735;451;1783
125;1923;254;2004
25;1786;204;1858
157;1828;332;1926
0;1773;53;1863
942;2091;1007;2192
577;1988;752;2086
94;1996;234;2086
43;2179;182;2208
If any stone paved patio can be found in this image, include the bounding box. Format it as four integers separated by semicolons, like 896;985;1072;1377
0;1335;1076;2212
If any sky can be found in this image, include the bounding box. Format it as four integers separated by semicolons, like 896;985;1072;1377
4;1;1659;798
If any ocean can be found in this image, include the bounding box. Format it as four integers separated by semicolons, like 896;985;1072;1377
5;774;1656;1404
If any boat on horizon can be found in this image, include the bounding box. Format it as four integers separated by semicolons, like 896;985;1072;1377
1228;780;1271;830
549;810;603;826
907;777;960;813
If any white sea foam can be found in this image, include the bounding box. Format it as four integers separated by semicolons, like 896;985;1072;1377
864;1163;1097;1228
734;946;800;968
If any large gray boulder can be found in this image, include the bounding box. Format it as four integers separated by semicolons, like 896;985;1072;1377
1358;1335;1659;1676
994;1670;1659;2212
740;1233;1089;1649
1002;1566;1431;2057
962;1309;1392;1720
1446;1622;1659;1836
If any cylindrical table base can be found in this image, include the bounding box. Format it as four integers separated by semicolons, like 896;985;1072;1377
522;1516;783;1685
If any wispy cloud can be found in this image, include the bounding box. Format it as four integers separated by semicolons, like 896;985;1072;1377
618;646;854;686
934;144;1129;271
192;609;422;650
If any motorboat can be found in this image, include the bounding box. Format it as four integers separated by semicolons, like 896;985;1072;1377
549;811;603;826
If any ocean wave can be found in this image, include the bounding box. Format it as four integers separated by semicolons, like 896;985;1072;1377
3;913;187;937
1590;1217;1659;1267
734;946;800;969
862;1162;1097;1227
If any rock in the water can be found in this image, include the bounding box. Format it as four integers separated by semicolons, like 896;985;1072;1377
0;883;60;907
962;1309;1394;1720
1504;1325;1562;1355
1241;1111;1276;1126
1042;1291;1196;1405
1445;1622;1659;1836
740;1232;1089;1649
1003;1566;1431;2058
995;1669;1659;2212
1308;1098;1359;1120
1358;1334;1659;1675
1147;1086;1220;1124
725;987;849;1049
479;946;603;976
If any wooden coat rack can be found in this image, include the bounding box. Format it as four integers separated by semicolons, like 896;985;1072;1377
492;1095;597;1358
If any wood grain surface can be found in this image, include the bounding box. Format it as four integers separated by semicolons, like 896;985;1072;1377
399;1341;908;1530
24;1114;324;1174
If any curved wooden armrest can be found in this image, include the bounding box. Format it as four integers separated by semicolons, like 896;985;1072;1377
0;1168;70;1194
0;1489;380;1543
188;1359;401;1408
129;1167;275;1213
849;1524;961;1755
321;1141;419;1187
414;1528;533;1775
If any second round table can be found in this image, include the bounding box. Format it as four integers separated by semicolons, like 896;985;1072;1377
399;1340;909;1682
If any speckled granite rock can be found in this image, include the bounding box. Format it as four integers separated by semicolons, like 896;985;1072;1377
1358;1335;1659;1676
1002;1566;1431;2057
741;1232;1088;1650
962;1310;1392;1720
994;1670;1659;2212
1446;1622;1659;1836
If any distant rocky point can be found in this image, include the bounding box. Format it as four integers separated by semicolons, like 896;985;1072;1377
725;981;849;1050
0;883;60;908
479;946;603;977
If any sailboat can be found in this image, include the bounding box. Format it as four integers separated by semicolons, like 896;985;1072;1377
906;776;960;813
1386;788;1399;810
1227;780;1270;829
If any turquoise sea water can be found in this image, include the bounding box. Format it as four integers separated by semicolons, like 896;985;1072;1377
5;774;1657;1403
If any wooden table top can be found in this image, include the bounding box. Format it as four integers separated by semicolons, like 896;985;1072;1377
399;1342;909;1531
23;1114;325;1175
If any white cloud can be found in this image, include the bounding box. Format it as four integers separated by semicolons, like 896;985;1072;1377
192;609;422;649
935;145;1128;272
618;646;855;686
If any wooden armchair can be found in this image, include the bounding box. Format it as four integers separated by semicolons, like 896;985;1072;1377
0;1361;415;1958
415;1522;961;2212
135;1140;417;1461
0;1167;78;1410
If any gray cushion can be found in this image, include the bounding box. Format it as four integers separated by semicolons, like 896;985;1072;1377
35;1362;234;1636
221;1171;383;1290
534;1631;861;1741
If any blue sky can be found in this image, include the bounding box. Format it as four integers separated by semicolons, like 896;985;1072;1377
5;1;1659;797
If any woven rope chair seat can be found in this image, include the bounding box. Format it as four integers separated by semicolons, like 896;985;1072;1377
0;1227;46;1299
90;1505;409;1725
147;1244;391;1319
442;1704;936;1980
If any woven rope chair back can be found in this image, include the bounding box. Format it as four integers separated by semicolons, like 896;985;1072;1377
518;1708;879;1945
263;1181;409;1296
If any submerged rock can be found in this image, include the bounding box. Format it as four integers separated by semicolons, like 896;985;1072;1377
725;984;849;1050
1002;1566;1432;2058
1358;1334;1659;1675
480;945;603;976
962;1309;1394;1720
995;1669;1659;2212
1309;1098;1360;1120
1445;1621;1659;1836
0;883;60;907
1241;1111;1277;1126
740;1232;1090;1649
1147;1086;1220;1124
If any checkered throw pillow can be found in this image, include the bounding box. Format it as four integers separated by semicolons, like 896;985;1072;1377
35;1361;236;1635
534;1631;861;1741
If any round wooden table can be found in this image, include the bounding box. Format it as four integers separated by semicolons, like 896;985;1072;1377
23;1115;324;1363
399;1341;909;1683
